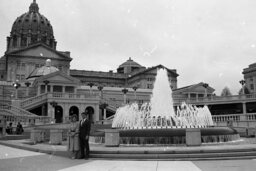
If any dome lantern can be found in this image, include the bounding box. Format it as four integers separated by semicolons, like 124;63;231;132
29;0;39;13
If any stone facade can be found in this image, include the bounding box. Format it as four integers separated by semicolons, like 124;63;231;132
243;63;256;93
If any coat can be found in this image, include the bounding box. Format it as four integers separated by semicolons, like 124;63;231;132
79;119;91;139
67;122;80;151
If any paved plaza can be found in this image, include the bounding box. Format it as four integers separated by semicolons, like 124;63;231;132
1;144;256;171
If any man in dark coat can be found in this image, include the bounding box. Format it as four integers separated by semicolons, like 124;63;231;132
79;112;91;159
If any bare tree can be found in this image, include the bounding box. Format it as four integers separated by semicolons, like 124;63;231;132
221;86;232;96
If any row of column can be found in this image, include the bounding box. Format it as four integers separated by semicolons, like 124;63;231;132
37;85;77;95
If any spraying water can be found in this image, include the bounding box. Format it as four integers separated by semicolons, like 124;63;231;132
112;68;214;129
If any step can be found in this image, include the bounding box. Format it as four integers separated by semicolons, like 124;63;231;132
90;151;256;160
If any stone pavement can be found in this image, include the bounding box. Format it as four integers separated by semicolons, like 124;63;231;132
1;144;256;171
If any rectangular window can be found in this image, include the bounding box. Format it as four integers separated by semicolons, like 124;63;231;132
17;63;21;70
35;64;40;68
147;78;154;82
21;75;25;81
53;85;62;92
21;63;25;70
250;84;254;90
16;74;20;81
147;84;153;89
65;86;74;93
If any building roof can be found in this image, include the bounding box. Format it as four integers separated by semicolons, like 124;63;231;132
70;69;125;79
174;82;215;94
129;64;179;78
118;57;143;69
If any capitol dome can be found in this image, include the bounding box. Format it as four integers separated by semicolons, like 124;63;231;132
6;0;57;52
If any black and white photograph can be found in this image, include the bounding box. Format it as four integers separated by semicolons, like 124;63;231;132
0;0;256;170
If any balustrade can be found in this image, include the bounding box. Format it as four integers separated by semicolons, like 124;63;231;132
212;113;256;123
173;93;256;104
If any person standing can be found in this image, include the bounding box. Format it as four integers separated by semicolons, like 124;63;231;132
67;115;80;159
79;112;91;159
16;122;24;134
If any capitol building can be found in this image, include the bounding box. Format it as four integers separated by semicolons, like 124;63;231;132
0;1;256;130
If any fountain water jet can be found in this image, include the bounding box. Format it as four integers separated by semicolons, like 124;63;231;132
112;68;214;129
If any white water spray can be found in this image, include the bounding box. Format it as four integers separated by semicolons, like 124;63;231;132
112;68;214;129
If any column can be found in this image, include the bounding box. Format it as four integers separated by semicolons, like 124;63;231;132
103;108;107;120
94;105;100;122
41;105;45;116
27;36;31;46
64;104;69;123
242;102;247;114
37;86;40;95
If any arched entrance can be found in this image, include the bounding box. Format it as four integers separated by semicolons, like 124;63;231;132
85;106;94;123
55;105;63;123
69;106;79;121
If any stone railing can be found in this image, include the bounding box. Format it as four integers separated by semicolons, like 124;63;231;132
20;93;48;108
0;103;51;126
20;92;100;110
49;92;99;99
173;93;256;105
212;113;256;123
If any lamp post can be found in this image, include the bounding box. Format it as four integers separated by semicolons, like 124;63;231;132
122;88;128;104
132;86;138;101
88;83;94;95
101;102;108;120
43;80;49;93
239;80;246;95
50;101;58;123
25;81;31;97
12;80;21;99
202;83;209;98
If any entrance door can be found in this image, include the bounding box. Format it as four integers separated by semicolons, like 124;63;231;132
55;106;63;123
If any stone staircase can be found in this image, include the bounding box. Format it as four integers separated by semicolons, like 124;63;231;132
20;93;48;110
0;103;51;126
90;146;256;160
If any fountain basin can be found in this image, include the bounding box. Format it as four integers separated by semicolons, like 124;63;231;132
90;126;240;145
118;127;239;145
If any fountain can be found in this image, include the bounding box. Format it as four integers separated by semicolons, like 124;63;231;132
110;68;239;145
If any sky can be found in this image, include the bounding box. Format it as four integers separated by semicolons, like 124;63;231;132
0;0;256;95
